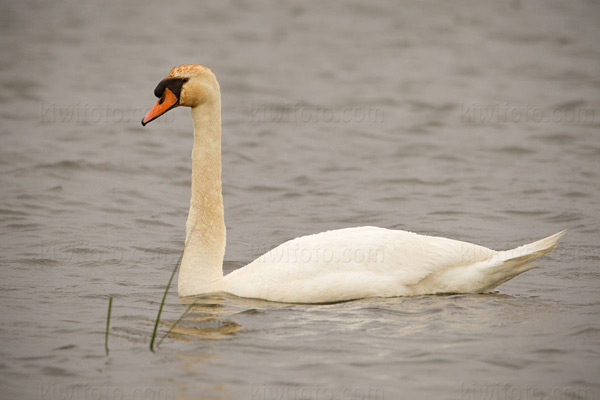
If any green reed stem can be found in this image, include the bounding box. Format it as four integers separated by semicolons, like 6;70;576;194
150;251;183;352
105;296;113;356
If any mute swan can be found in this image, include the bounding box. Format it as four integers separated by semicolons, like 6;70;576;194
141;64;564;303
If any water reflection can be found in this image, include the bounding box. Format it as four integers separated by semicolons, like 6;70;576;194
159;293;293;344
155;294;240;343
156;292;559;346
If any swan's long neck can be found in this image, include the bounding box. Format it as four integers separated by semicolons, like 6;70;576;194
178;97;226;297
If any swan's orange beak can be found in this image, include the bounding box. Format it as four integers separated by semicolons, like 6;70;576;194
141;88;179;126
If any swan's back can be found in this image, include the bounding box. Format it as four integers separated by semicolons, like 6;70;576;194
222;226;503;303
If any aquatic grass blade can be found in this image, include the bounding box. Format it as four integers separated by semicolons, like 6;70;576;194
150;251;183;352
105;296;113;356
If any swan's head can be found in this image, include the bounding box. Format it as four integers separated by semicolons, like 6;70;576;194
141;64;219;126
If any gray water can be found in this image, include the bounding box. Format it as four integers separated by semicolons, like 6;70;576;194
1;0;599;399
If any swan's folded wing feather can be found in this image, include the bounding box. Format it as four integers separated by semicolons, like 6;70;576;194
223;227;496;302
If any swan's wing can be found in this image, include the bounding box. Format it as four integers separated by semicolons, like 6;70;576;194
251;226;495;283
223;226;496;302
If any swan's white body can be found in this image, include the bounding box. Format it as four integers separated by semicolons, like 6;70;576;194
143;65;565;304
219;227;564;303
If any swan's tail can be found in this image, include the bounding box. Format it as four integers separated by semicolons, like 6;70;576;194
481;230;566;291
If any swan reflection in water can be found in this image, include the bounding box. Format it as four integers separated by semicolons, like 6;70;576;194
157;289;559;346
160;291;292;343
157;294;243;343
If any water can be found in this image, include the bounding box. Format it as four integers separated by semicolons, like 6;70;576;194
1;0;599;399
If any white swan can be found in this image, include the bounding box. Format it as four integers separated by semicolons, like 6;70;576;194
141;64;564;303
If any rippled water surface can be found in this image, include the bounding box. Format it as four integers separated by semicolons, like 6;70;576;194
1;0;599;399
